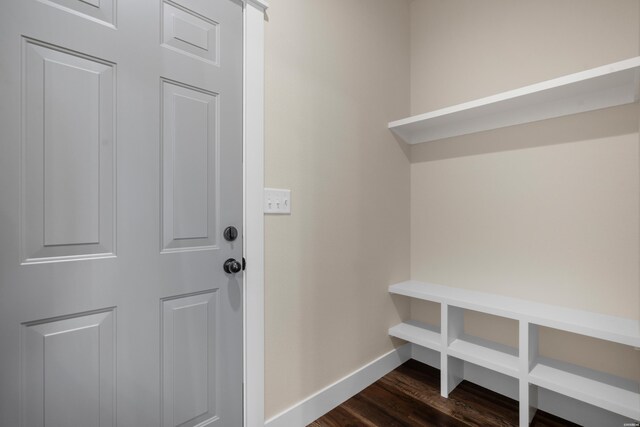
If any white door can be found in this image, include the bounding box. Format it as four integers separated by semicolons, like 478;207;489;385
0;0;244;425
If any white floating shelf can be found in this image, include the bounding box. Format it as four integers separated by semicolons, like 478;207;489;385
529;357;640;421
389;57;640;144
389;320;441;352
448;334;519;378
389;281;640;348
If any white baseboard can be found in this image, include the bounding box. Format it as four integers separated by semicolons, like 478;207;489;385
264;343;412;427
266;342;634;427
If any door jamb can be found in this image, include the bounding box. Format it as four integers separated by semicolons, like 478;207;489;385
243;1;268;426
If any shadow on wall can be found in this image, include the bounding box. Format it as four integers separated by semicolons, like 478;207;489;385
392;133;412;162
410;103;640;163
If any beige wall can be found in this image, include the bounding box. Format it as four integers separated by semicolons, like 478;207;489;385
409;0;640;381
409;0;640;114
264;0;640;419
264;0;411;419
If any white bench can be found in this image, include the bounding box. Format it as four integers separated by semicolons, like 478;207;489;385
388;280;640;426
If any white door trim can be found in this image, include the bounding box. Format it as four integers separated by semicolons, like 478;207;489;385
243;1;268;426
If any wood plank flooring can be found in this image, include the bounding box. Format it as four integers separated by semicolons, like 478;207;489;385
309;359;579;427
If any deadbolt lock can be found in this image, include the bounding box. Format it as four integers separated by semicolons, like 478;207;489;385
223;226;238;242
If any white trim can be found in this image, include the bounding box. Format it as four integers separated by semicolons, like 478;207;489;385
265;344;412;427
245;0;269;10
243;1;267;427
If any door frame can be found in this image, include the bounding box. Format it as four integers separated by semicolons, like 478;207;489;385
243;1;268;426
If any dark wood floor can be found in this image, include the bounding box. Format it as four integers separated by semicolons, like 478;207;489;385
309;359;579;427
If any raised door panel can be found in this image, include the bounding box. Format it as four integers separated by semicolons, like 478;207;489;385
21;309;116;427
22;40;115;263
161;80;218;252
164;0;220;30
38;0;116;26
161;291;218;427
162;1;219;64
43;59;100;246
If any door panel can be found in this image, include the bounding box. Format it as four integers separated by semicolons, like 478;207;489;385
22;309;116;427
161;80;219;251
22;39;115;262
162;2;219;64
0;1;243;426
39;0;116;26
162;291;219;427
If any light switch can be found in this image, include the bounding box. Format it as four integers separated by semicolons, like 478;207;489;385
264;188;291;214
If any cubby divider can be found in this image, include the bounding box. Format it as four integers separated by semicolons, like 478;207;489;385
518;322;539;424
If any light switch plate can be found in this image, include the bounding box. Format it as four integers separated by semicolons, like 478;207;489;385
264;188;291;214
